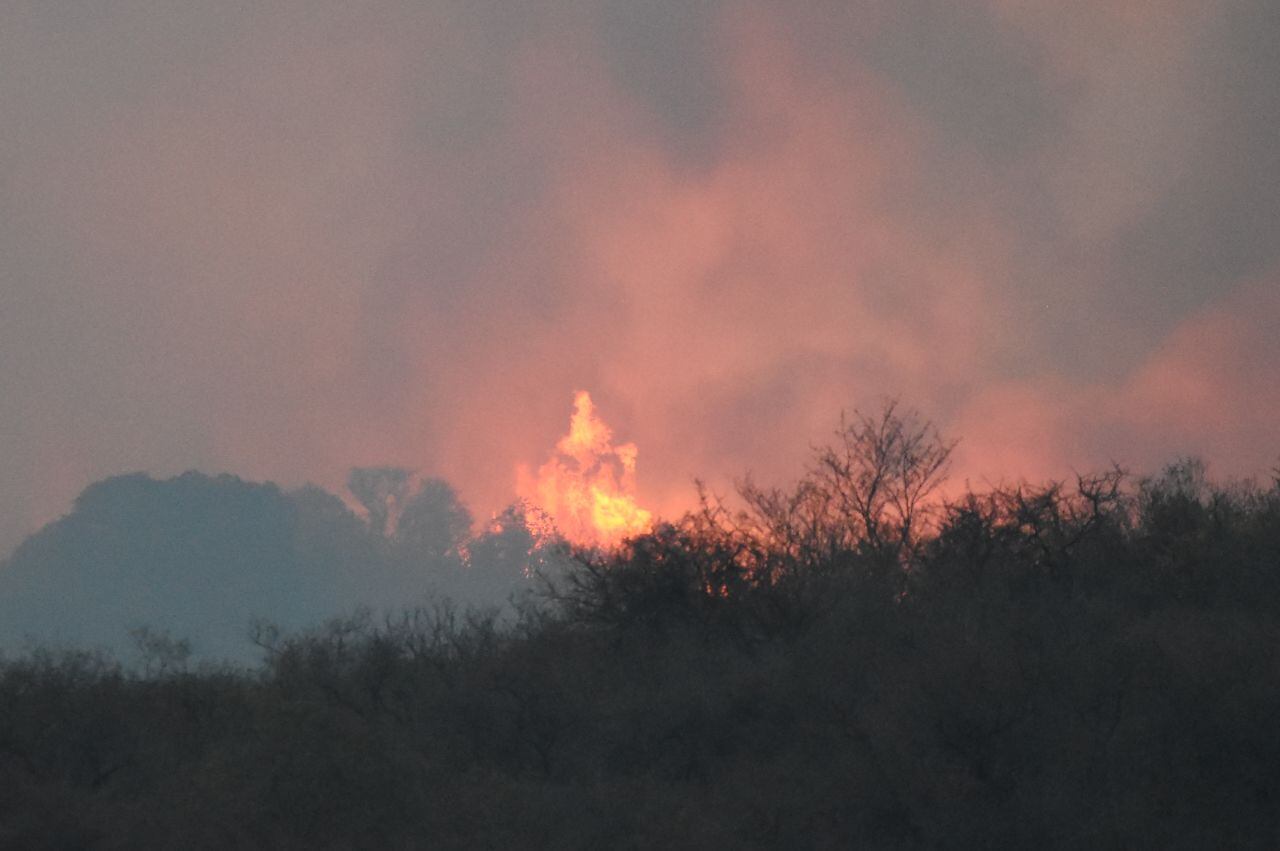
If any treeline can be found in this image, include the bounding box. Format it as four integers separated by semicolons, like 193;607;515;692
3;408;1280;848
0;471;542;663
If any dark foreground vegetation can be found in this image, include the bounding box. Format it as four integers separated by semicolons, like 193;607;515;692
3;408;1280;849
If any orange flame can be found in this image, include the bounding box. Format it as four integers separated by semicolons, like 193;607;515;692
517;391;653;548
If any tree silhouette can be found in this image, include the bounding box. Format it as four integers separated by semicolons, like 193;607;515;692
347;466;412;537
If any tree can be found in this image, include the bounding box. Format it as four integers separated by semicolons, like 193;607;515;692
813;399;955;560
735;399;956;576
395;478;473;563
347;467;413;538
128;626;192;678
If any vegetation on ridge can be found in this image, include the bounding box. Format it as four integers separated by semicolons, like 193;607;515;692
3;405;1280;848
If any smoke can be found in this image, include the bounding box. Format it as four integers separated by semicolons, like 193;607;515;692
1;1;1278;558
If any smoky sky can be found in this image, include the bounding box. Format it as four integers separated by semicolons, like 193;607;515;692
2;0;1279;557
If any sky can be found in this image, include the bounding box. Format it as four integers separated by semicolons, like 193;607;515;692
2;0;1278;558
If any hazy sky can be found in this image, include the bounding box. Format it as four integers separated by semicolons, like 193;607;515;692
3;1;1278;556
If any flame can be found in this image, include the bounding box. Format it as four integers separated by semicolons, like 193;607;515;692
517;391;653;548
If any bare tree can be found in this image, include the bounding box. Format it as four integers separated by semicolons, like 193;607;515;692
813;400;955;559
736;399;956;573
128;626;192;678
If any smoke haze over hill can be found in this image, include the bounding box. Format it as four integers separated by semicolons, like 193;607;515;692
2;1;1279;558
0;471;551;664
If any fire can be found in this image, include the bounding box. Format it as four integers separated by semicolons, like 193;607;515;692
517;391;653;548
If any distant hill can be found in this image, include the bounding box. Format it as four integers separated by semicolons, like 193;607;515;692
0;471;539;664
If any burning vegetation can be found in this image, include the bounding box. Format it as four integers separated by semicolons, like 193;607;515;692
3;404;1280;847
518;391;653;549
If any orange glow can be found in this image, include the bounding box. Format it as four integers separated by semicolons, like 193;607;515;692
517;391;653;548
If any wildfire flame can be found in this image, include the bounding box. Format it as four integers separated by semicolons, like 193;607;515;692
517;391;653;548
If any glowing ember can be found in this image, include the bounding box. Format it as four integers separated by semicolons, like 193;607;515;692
517;391;653;548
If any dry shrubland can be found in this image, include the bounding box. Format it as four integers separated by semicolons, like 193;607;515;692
4;407;1280;848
